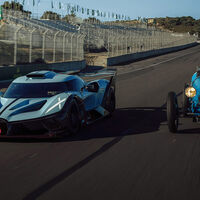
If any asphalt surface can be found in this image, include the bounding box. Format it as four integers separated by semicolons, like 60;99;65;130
1;45;200;200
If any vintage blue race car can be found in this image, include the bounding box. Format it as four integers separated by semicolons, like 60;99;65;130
0;70;116;138
167;67;200;133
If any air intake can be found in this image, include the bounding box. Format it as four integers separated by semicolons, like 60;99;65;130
26;71;57;79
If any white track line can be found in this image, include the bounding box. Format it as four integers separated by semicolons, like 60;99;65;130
118;51;196;75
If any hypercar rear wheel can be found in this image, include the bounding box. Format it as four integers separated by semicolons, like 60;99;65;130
67;100;81;135
167;92;179;133
105;88;116;115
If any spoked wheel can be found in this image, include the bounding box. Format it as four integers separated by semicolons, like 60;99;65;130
167;92;179;133
105;88;116;116
182;83;189;117
67;100;81;135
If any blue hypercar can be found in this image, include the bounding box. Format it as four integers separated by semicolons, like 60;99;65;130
0;70;116;137
167;67;200;133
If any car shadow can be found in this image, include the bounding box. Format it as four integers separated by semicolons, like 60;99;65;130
70;106;167;141
178;128;200;134
0;106;167;143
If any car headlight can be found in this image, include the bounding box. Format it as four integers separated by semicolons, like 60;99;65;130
185;87;196;98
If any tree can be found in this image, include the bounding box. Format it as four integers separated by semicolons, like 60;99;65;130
62;14;75;23
2;1;23;11
84;17;101;23
41;11;61;20
2;1;31;17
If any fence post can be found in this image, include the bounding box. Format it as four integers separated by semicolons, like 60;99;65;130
107;33;110;57
53;31;60;63
76;35;80;60
63;32;68;62
29;28;36;63
116;35;119;56
80;35;85;60
14;27;22;65
87;28;90;51
42;29;48;60
71;33;75;61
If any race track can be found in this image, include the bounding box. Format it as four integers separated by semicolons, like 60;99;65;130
1;45;200;200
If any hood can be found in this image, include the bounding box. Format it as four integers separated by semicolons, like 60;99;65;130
0;93;71;122
192;73;200;93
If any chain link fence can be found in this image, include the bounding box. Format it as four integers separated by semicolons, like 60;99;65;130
0;9;197;66
0;9;84;66
79;21;197;57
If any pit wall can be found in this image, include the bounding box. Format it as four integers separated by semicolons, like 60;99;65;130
0;60;86;81
107;42;198;66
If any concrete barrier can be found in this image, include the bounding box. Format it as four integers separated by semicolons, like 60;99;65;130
107;43;198;66
0;60;86;81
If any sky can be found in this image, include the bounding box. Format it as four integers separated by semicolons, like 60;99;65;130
2;0;200;20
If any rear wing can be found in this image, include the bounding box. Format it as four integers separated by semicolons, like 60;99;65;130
54;68;116;87
57;68;116;83
78;69;117;83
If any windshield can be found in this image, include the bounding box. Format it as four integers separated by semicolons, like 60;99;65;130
3;82;71;98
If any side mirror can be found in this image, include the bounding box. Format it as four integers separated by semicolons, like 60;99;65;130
86;82;99;93
80;86;85;92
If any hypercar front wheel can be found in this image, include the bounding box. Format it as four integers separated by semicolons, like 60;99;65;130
167;92;179;133
67;100;81;135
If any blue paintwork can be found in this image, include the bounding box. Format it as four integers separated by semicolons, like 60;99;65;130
14;71;75;83
188;72;200;115
0;71;110;123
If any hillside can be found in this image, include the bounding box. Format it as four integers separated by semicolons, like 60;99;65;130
154;17;200;35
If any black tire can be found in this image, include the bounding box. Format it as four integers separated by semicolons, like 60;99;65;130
67;100;81;135
182;83;189;116
105;88;116;116
167;92;179;133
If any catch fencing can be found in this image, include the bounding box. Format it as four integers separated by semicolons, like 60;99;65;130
79;21;197;57
0;9;197;66
0;9;84;66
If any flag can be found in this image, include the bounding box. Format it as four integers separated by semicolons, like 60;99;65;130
67;4;71;13
37;0;41;6
87;9;89;15
22;0;25;5
92;10;95;16
59;2;61;9
33;0;35;6
81;7;84;14
51;1;54;9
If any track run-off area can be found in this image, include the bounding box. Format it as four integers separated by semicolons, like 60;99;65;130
1;45;200;200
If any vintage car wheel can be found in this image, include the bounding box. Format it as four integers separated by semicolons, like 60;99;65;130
167;92;179;133
182;83;189;116
67;100;81;135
